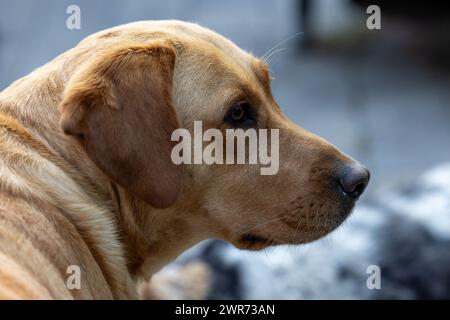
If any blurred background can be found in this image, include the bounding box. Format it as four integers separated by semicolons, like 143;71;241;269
1;0;449;299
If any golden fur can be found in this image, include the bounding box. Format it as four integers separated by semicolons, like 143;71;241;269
0;20;362;299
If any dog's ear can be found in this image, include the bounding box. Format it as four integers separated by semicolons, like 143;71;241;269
59;41;182;208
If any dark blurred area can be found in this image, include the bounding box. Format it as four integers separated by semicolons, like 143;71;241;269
353;0;450;19
300;0;450;69
1;0;449;299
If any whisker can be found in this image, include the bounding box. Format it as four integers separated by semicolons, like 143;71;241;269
314;205;320;235
264;48;288;64
243;212;292;234
306;205;310;230
318;208;325;233
294;212;302;235
262;31;304;60
294;204;309;236
323;209;329;230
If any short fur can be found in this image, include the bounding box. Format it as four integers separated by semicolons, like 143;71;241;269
0;20;361;299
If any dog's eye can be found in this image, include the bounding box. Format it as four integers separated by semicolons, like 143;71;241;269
225;101;256;127
231;104;245;121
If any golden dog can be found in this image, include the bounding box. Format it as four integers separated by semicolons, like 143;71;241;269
0;21;369;299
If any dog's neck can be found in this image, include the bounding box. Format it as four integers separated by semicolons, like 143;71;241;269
0;55;212;297
109;183;211;280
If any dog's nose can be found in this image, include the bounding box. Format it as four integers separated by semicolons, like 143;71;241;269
338;164;370;198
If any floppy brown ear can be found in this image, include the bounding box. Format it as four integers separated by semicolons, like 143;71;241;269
59;41;182;208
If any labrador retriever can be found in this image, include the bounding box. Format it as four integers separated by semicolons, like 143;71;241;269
0;20;369;299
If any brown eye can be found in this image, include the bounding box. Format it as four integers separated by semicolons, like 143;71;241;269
224;101;256;127
231;104;245;122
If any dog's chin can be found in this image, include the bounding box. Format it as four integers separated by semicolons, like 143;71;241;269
232;206;355;251
233;231;328;251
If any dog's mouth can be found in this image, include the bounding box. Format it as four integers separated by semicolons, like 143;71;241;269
234;233;280;250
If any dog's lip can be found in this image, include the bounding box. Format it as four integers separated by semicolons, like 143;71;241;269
240;233;272;244
235;232;279;249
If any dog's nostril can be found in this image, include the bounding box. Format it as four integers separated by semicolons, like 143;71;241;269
339;165;370;198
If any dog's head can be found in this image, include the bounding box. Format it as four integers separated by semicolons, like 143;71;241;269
60;21;369;251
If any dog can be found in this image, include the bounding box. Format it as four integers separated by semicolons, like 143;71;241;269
0;20;370;299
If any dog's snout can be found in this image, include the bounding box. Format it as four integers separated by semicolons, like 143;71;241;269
338;164;370;198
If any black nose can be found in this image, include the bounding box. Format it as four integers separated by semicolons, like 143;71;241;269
339;165;370;198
